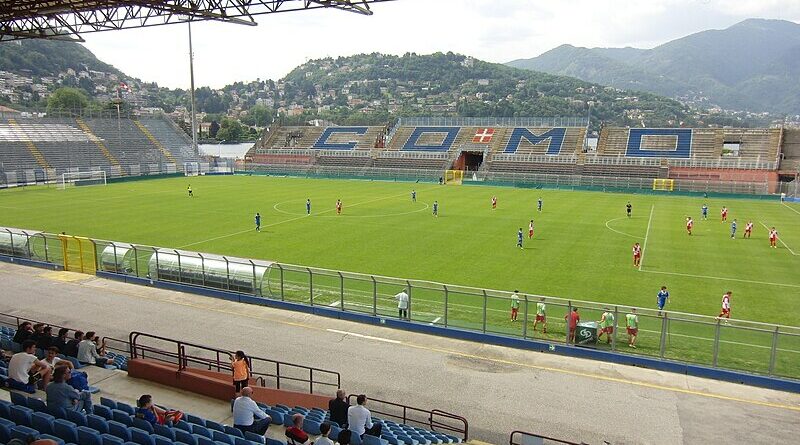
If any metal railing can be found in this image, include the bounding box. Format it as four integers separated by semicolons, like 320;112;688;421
2;226;799;381
0;163;182;188
398;117;588;127
510;430;584;445
346;395;468;441
128;331;341;394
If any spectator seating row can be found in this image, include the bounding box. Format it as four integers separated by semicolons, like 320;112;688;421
0;326;128;371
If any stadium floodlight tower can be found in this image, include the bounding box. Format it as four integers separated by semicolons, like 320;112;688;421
0;1;398;42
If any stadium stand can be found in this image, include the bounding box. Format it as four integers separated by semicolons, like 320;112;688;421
778;129;800;175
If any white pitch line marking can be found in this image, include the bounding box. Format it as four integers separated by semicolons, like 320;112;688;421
758;221;798;255
782;202;800;216
639;205;655;271
328;301;341;307
326;329;402;344
429;316;442;325
603;216;645;240
639;268;800;289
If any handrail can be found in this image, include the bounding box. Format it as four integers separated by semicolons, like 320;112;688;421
510;430;584;445
128;331;340;394
346;395;468;441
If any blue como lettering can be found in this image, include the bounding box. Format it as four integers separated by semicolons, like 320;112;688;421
626;128;692;158
503;128;566;154
313;127;369;149
402;127;461;151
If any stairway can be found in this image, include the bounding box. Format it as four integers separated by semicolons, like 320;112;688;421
8;118;51;169
76;117;122;170
134;120;177;163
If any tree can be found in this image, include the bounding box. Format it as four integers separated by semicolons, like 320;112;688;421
47;87;89;112
240;105;273;127
215;118;245;141
209;121;220;138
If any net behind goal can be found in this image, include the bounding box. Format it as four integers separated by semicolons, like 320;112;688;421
58;171;107;189
444;170;464;185
652;178;674;191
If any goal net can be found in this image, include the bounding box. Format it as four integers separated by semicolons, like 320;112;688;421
58;171;107;189
652;178;674;191
184;162;201;176
444;170;464;185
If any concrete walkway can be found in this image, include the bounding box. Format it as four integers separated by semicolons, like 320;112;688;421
0;262;798;444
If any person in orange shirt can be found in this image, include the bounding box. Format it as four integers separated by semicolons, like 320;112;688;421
229;350;251;396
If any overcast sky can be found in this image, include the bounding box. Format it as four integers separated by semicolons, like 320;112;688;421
81;0;800;90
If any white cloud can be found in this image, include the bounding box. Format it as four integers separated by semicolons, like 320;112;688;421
81;0;800;89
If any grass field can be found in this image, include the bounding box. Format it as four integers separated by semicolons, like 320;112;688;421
1;175;799;376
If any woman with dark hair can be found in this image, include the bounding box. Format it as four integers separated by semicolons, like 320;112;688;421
135;394;183;425
229;350;251;395
12;322;34;344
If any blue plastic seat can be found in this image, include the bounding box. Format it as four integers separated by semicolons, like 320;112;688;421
152;434;174;445
11;424;40;441
175;419;194;433
212;430;234;445
0;399;12;419
10;404;34;427
94;404;114;420
195;434;217;445
282;415;294;428
78;425;104;445
129;426;156;445
102;433;127;445
153;423;175;440
175;428;198;445
100;397;118;411
205;419;225;432
87;414;110;434
245;431;266;444
265;438;286;445
0;417;15;443
364;435;389;445
236;438;260;445
32;411;56;435
186;413;206;426
224;425;244;438
107;420;132;442
10;391;29;407
263;409;283;426
116;402;136;416
350;432;363;445
192;424;212;438
53;418;79;443
64;408;88;427
132;417;155;434
303;419;321;436
112;409;133;427
40;433;66;445
26;397;48;412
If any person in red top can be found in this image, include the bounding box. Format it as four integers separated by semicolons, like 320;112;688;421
744;221;753;239
716;291;732;321
565;307;580;343
721;206;728;222
528;220;534;239
285;413;309;444
336;199;342;215
686;217;693;236
491;196;497;209
769;227;778;248
632;242;641;267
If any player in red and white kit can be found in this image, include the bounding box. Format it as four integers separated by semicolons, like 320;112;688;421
528;220;534;239
716;291;732;322
721;206;728;222
491;196;497;210
686;217;693;236
744;221;753;239
769;227;778;248
632;242;641;267
336;199;342;215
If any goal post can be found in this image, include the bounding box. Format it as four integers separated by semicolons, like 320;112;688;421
444;170;464;185
652;178;674;191
58;171;107;189
184;162;201;176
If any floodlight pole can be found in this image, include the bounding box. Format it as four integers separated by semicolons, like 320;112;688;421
188;21;198;156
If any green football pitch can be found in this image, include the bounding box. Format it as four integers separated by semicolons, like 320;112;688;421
1;175;799;377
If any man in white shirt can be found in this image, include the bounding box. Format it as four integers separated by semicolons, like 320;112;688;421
347;394;382;438
394;289;409;320
77;331;110;367
8;340;51;392
233;387;271;436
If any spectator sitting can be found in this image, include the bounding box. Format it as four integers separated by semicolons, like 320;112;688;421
12;322;34;345
34;325;53;350
51;328;70;354
135;394;184;426
232;387;271;437
44;347;95;393
8;340;52;393
77;331;110;367
315;422;334;445
347;395;382;438
63;331;83;358
285;413;309;444
328;389;349;427
45;366;93;413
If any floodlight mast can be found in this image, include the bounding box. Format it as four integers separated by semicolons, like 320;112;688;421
188;21;198;156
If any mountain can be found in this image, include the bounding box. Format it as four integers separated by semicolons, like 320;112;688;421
507;19;800;114
0;39;122;77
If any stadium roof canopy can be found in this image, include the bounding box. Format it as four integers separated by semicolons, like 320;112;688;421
0;0;395;42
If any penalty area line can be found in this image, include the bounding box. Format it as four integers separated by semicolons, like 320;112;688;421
759;221;798;255
639;268;800;289
782;202;800;216
638;205;655;271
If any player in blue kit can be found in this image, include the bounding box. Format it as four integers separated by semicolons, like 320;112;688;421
657;286;669;315
411;190;416;202
537;197;543;212
730;219;737;239
255;213;261;232
432;201;438;217
701;204;708;220
306;199;311;215
517;228;523;249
